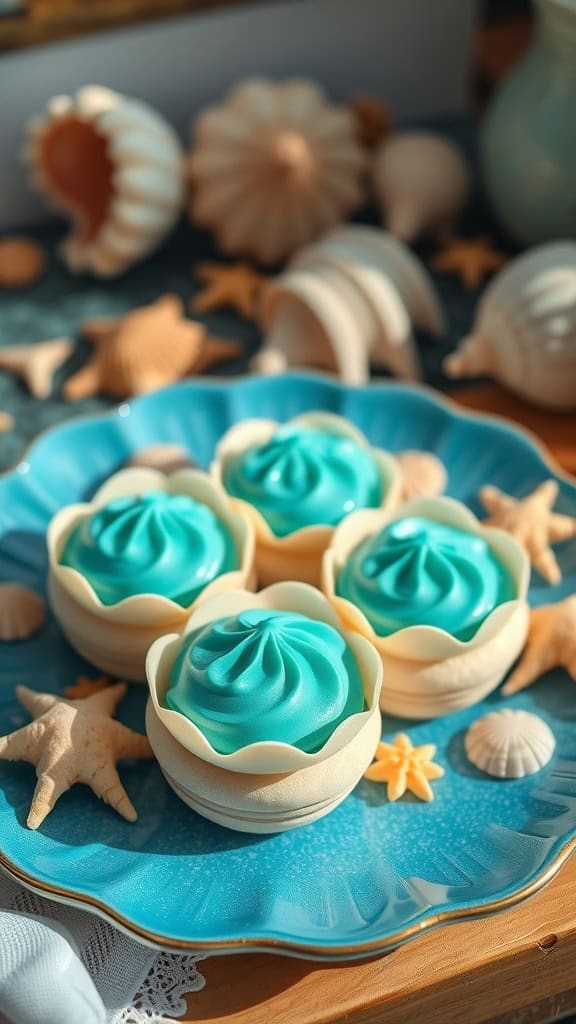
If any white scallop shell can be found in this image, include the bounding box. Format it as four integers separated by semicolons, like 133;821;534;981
25;85;185;277
374;132;470;242
465;709;555;779
444;242;576;409
188;78;368;265
0;584;45;641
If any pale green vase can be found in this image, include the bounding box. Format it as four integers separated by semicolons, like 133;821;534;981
481;0;576;244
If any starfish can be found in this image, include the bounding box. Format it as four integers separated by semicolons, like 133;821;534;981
431;237;507;290
0;338;73;399
503;596;576;695
0;683;152;829
0;411;13;432
350;95;393;148
364;733;444;802
63;295;242;400
191;262;267;320
63;675;110;699
480;480;576;585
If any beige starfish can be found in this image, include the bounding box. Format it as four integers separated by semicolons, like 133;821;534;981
503;596;576;695
364;733;444;802
480;480;576;585
0;411;14;432
191;262;267;320
432;237;507;290
64;295;242;400
63;675;111;700
0;338;73;399
0;683;152;829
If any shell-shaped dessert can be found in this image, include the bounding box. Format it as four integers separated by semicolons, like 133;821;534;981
465;709;555;779
374;132;470;243
445;242;576;409
0;584;45;641
188;78;368;265
25;85;185;277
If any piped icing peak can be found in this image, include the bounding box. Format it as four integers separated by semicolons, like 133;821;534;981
165;608;365;753
61;490;237;606
336;515;515;640
223;425;382;536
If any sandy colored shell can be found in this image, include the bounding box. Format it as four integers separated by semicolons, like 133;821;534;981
0;584;45;641
444;242;576;409
25;85;185;277
465;709;555;779
374;132;470;242
396;451;447;501
188;78;368;265
0;237;46;287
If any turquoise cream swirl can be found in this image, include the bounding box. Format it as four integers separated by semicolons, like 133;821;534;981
60;491;237;606
165;609;365;753
223;426;382;536
336;516;515;641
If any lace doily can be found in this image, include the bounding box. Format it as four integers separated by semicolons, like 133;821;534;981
0;871;206;1024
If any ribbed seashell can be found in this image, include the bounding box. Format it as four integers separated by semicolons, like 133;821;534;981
25;85;185;277
0;584;45;641
444;242;576;409
188;78;368;266
256;225;445;384
374;132;470;242
465;709;555;779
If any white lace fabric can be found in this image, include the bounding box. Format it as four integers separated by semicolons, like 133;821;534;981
0;871;206;1024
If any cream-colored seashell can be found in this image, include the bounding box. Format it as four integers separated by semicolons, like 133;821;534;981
465;709;555;779
256;226;445;384
0;338;73;399
444;242;576;409
374;132;470;242
25;85;185;277
396;450;447;501
126;444;195;474
188;78;368;266
0;584;45;641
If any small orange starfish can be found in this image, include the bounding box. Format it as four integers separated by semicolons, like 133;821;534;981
191;262;267;320
64;675;111;699
364;733;444;802
350;95;393;148
432;237;507;290
503;596;576;695
480;480;576;585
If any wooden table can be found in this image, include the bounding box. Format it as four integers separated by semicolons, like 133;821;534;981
182;382;576;1024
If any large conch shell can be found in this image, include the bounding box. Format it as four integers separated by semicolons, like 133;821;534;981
255;225;445;383
25;85;185;277
445;241;576;409
187;78;368;266
374;132;470;242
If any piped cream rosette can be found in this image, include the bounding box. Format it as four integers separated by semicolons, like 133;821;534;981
322;496;530;719
211;412;401;587
146;582;382;833
47;467;255;682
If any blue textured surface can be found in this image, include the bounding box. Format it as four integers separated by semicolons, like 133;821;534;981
1;374;576;958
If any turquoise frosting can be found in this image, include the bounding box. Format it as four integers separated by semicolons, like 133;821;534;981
165;608;365;754
61;491;237;606
336;516;515;641
223;426;382;536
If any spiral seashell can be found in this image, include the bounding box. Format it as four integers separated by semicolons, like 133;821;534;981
188;78;368;265
465;709;555;779
0;584;45;641
444;242;576;409
25;85;185;277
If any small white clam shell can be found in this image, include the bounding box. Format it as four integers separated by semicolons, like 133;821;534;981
0;584;45;641
465;709;555;779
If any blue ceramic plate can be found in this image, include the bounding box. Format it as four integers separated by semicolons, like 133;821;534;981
1;374;576;959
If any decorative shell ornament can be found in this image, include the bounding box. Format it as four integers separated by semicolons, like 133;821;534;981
256;225;445;384
444;242;576;409
25;85;185;277
0;584;45;642
187;79;368;266
373;132;470;243
396;451;447;501
465;709;555;779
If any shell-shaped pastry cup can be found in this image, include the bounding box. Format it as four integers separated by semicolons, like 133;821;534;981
211;412;402;587
47;468;255;682
146;582;383;776
322;496;531;719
